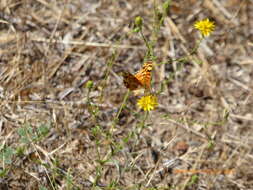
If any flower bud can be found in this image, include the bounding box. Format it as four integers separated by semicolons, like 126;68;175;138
86;80;93;89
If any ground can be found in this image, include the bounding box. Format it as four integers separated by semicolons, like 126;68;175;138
0;0;253;190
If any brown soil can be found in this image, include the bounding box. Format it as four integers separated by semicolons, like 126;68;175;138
0;0;253;189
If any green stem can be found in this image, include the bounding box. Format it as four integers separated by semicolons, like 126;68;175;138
115;90;130;120
111;90;130;133
140;29;153;58
139;111;149;133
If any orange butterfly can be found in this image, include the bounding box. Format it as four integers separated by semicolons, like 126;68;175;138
122;61;153;91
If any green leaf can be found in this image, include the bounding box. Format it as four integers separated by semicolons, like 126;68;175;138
39;186;48;190
0;147;16;164
163;0;171;15
38;125;49;136
0;168;9;177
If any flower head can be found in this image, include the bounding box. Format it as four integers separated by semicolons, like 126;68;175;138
137;95;158;111
194;18;215;37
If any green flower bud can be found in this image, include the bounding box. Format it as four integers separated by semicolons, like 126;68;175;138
86;80;93;89
134;16;143;28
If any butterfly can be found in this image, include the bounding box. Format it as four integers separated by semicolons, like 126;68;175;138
122;61;153;91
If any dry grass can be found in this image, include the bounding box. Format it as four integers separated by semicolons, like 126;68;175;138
0;0;253;189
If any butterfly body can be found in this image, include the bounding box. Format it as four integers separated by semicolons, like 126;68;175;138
123;61;153;91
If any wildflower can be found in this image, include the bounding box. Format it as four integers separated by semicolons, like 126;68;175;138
137;95;158;111
194;18;215;37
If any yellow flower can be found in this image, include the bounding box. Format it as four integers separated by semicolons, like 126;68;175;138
137;95;158;111
194;18;215;37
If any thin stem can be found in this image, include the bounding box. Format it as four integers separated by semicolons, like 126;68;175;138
139;111;149;134
115;90;130;120
140;29;153;58
111;90;130;133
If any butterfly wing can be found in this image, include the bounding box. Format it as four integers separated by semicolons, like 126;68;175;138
134;61;153;89
122;72;142;90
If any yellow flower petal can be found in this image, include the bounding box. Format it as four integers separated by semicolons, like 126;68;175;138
137;95;158;111
194;18;215;37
